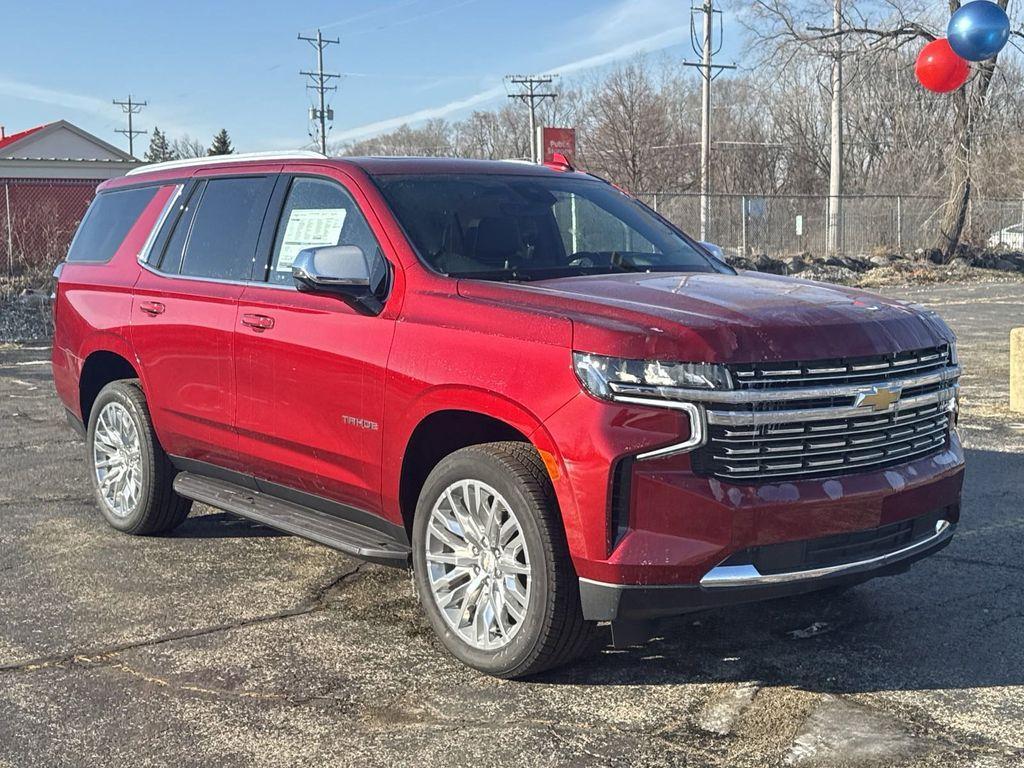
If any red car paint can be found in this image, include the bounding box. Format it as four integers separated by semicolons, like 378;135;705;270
52;156;963;594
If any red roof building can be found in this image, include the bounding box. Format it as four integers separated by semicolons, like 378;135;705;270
0;120;139;180
1;121;140;272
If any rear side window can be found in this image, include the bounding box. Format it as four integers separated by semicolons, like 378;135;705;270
177;176;274;281
67;186;158;263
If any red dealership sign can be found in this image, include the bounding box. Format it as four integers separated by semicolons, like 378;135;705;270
539;127;576;164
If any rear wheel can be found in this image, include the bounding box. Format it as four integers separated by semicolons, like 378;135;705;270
412;442;597;678
86;380;191;535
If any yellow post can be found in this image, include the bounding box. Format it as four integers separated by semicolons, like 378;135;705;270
1012;328;1024;413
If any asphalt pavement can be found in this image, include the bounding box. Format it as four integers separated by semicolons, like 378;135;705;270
1;281;1022;768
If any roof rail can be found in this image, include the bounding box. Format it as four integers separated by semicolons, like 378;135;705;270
125;150;326;176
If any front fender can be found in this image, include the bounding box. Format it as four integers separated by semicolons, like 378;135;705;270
380;383;583;553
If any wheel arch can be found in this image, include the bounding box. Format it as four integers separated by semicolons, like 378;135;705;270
78;349;140;426
398;409;531;538
389;385;580;544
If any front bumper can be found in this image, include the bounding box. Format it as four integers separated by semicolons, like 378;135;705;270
580;515;956;621
542;390;965;587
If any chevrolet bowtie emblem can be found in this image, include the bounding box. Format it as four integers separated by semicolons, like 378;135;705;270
855;385;902;412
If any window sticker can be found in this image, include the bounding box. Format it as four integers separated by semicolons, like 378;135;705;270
276;207;347;271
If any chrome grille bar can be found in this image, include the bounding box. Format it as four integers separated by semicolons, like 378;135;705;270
706;385;956;427
730;345;951;389
610;365;959;406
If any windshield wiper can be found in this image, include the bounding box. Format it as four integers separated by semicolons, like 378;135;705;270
446;268;538;282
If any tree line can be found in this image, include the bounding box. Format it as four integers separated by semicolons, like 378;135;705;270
144;128;234;162
337;1;1024;258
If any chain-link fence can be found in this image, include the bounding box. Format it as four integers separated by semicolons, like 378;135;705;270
638;192;1024;257
3;182;1023;276
1;178;98;278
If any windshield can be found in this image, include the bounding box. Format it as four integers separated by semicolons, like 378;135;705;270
373;173;726;281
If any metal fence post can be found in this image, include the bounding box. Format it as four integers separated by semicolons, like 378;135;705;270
741;195;748;255
4;183;12;278
896;195;903;253
651;193;659;213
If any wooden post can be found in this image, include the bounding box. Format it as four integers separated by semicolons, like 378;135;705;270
1012;328;1024;413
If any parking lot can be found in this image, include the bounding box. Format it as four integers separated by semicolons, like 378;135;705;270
1;281;1022;768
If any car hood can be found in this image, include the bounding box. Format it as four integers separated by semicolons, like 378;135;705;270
458;270;954;363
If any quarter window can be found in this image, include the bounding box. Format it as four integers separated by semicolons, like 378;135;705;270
67;186;158;263
266;177;381;285
177;176;274;281
156;183;202;274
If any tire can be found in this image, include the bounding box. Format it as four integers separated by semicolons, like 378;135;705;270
86;380;191;535
411;441;598;678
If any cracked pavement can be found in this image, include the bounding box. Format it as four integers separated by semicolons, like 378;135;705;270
1;282;1022;767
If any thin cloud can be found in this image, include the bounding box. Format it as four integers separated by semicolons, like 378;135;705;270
356;0;480;33
318;0;422;31
330;24;688;143
0;75;206;142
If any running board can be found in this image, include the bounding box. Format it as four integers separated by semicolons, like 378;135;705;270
173;472;411;567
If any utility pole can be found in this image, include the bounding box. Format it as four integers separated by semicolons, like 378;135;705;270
299;29;340;155
506;75;557;162
683;2;735;241
828;0;843;256
112;95;147;157
811;0;844;256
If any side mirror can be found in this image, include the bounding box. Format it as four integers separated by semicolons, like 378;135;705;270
699;240;726;262
292;245;388;315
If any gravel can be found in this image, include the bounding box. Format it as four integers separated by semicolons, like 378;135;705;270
0;288;52;343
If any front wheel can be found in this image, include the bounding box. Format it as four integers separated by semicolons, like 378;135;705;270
412;442;597;678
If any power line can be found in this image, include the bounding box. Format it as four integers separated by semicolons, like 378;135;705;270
506;74;557;163
682;2;736;242
299;29;340;154
112;95;147;158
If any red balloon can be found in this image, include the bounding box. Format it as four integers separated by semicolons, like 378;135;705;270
915;38;970;93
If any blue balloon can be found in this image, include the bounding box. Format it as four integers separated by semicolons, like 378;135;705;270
948;1;1011;62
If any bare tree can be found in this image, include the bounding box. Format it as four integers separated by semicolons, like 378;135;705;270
169;134;207;159
581;60;673;193
742;0;1016;260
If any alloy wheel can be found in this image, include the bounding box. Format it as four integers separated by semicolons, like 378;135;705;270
92;401;143;518
424;479;532;650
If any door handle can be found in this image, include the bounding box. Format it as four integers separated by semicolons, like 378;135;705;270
241;313;275;331
139;301;165;316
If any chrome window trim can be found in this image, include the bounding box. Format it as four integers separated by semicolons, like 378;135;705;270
699;519;952;588
608;365;960;405
705;385;958;427
136;184;183;266
137;259;298;291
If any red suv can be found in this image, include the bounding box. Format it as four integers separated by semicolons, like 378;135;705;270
52;153;963;677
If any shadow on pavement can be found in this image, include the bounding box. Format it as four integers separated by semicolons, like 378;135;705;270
542;448;1023;694
171;511;286;539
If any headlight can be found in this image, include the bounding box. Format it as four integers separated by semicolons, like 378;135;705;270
948;339;958;366
573;352;732;400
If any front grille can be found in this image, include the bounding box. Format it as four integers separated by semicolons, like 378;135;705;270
731;344;951;390
696;401;952;481
690;346;959;483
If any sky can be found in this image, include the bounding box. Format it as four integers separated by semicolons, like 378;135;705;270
0;0;745;155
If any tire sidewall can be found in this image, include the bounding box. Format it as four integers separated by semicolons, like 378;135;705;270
86;383;156;533
412;450;555;676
